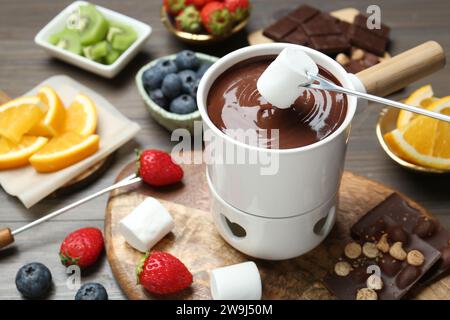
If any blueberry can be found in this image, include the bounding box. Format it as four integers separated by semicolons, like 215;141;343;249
149;89;168;109
156;59;178;75
190;78;201;98
15;262;52;299
161;73;182;99
196;62;212;79
142;67;164;91
170;94;197;114
175;50;200;71
75;283;108;300
178;70;197;95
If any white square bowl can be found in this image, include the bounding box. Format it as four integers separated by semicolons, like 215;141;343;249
34;1;152;78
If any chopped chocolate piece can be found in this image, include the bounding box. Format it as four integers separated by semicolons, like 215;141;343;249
387;225;410;245
396;265;421;289
302;13;342;36
354;13;390;38
282;26;308;45
348;25;388;56
324;215;441;300
263;17;298;41
336;20;351;34
343;60;366;74
288;4;320;23
351;193;450;285
361;51;381;68
413;217;437;239
310;35;350;55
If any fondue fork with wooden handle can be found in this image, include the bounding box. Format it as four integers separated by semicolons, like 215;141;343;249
0;174;142;249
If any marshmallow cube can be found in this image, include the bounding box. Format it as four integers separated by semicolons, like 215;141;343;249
257;47;318;109
210;262;262;300
119;197;175;252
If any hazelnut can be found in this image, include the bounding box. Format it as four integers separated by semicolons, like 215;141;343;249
376;234;390;253
336;53;350;65
389;242;407;261
407;250;425;266
352;48;365;60
344;242;362;259
362;242;379;258
334;261;352;277
366;274;383;291
356;288;378;300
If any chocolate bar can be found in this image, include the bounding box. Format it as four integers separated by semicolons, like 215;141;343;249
324;215;442;300
353;13;390;38
348;25;388;56
263;17;298;41
262;5;392;70
310;35;350;55
351;193;450;284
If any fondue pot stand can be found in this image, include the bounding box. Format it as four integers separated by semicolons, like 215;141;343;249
197;42;445;260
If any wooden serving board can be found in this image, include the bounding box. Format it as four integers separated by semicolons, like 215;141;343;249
105;154;450;300
0;90;113;195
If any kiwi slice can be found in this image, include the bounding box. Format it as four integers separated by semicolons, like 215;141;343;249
106;22;137;51
68;4;109;46
105;49;122;65
83;40;110;61
49;29;82;55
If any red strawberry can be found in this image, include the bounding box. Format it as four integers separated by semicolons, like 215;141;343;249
163;0;186;16
200;1;234;36
137;251;193;295
138;149;184;187
186;0;214;10
59;227;104;269
224;0;250;21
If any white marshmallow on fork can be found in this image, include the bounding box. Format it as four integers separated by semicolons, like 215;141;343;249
257;47;318;109
210;262;262;300
119;197;175;252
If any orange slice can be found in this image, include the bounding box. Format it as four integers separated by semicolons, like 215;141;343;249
29;132;100;173
385;96;450;169
0;96;46;144
28;86;66;137
0;136;48;170
63;94;97;136
397;85;434;129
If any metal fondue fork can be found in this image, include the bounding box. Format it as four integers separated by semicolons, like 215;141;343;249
305;72;450;123
0;173;142;249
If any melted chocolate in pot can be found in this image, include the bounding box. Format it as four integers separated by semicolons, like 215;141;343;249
207;55;348;149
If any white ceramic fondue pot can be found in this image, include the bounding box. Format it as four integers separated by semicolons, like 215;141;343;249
197;42;444;260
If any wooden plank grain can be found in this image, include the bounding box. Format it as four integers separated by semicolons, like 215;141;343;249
0;0;449;300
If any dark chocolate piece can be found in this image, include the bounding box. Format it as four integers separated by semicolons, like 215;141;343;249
351;193;450;285
348;25;388;56
343;60;365;74
353;13;390;38
263;17;298;41
336;20;351;34
288;4;320;23
387;225;410;245
361;51;381;68
324;216;441;300
302;13;341;36
282;26;308;45
413;217;437;239
310;35;350;55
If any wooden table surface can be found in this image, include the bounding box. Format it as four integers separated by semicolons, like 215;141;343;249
0;0;449;300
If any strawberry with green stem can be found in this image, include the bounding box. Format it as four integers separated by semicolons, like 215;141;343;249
164;0;186;16
200;1;234;36
224;0;250;22
176;5;202;33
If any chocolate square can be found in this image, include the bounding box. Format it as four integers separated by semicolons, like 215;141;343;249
303;13;342;36
336;20;351;34
288;4;320;23
348;25;388;56
310;35;350;55
263;17;298;41
282;26;309;45
343;60;366;74
354;13;390;38
351;193;450;285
